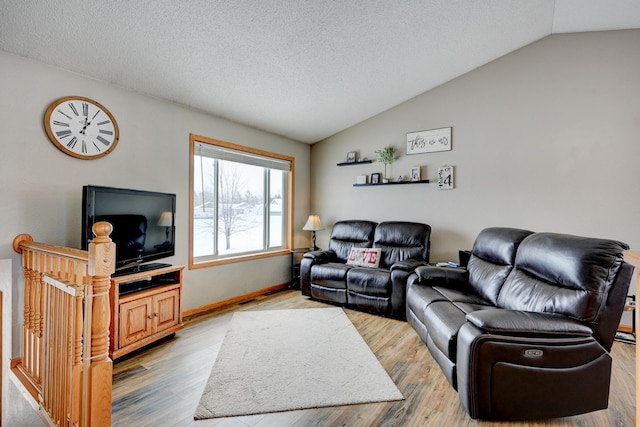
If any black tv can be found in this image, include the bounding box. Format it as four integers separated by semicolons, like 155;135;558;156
82;185;176;275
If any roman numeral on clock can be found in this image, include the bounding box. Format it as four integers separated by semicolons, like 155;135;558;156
96;135;111;146
56;130;72;138
57;109;72;120
67;136;78;149
69;103;79;116
53;120;69;127
83;102;89;116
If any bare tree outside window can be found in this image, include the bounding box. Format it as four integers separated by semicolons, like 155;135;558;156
217;160;264;252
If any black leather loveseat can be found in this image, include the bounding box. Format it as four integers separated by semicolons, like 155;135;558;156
406;227;633;420
301;220;431;319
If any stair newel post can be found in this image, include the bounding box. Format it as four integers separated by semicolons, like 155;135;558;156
86;221;115;426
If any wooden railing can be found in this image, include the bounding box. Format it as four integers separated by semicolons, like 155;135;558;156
12;222;115;427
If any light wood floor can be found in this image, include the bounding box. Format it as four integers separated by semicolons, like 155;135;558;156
112;289;635;427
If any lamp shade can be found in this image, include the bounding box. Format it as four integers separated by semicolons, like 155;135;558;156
158;211;173;227
302;215;324;231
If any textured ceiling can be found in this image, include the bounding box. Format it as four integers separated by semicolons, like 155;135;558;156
1;0;639;143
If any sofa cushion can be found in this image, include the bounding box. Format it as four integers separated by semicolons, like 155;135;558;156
311;285;347;304
424;301;467;360
467;258;513;306
468;227;534;305
346;247;381;268
347;267;391;297
406;284;446;324
310;263;350;288
471;227;534;265
453;302;497;315
374;221;431;267
434;287;490;306
497;233;629;322
328;220;377;262
347;291;390;314
412;286;494;362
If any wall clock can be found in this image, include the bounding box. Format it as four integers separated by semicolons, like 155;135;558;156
44;96;119;159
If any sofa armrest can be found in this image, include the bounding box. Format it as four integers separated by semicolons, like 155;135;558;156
466;309;592;338
388;259;427;320
412;265;469;289
457;311;607;420
390;259;427;272
303;249;333;264
300;250;337;296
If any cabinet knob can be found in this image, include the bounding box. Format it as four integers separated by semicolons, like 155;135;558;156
147;315;153;319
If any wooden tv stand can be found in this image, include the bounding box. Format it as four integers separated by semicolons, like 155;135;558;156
109;265;184;360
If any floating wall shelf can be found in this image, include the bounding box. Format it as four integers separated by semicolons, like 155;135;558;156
354;179;430;187
337;160;373;166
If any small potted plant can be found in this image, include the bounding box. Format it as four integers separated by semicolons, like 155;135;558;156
375;145;398;182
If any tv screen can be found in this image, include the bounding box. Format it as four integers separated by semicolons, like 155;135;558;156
82;185;176;274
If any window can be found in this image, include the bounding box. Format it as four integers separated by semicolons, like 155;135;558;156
189;134;293;268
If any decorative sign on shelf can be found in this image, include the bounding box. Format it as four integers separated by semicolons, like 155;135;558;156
407;127;452;154
437;165;454;190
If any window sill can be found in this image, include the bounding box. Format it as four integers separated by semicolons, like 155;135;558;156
189;248;290;269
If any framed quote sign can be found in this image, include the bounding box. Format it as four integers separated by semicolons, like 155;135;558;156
438;165;454;190
407;127;452;154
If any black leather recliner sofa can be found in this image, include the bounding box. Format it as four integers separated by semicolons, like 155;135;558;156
406;227;633;420
301;220;431;319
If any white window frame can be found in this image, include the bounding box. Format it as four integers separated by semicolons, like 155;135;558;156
189;134;294;269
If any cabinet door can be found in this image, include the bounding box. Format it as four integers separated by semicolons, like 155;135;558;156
154;289;180;333
119;296;153;348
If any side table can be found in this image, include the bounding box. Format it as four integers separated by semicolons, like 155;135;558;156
289;248;308;289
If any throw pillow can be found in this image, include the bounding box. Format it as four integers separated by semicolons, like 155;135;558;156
346;247;381;268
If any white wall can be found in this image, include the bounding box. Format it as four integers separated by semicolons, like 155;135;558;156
311;30;640;323
0;258;11;416
0;51;311;350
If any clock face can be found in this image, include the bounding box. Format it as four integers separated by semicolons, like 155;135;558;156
44;96;119;159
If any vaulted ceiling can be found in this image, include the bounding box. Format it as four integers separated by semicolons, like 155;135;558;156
1;0;639;143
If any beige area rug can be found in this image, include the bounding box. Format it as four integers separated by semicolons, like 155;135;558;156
194;307;404;419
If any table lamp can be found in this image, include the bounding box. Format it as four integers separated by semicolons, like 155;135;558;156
302;215;324;251
157;211;173;245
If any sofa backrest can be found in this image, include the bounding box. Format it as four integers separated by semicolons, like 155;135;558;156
373;221;431;268
497;233;630;332
328;220;377;262
467;227;534;305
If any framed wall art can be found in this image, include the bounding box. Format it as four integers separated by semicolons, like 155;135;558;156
407;127;452;154
437;165;454;190
371;173;381;184
410;166;420;181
